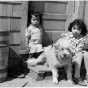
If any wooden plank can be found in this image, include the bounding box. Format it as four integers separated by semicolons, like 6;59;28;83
9;44;20;46
0;4;8;16
9;30;20;33
10;19;21;31
18;2;28;50
0;31;9;36
44;2;67;14
46;1;67;4
43;20;65;30
43;13;66;21
46;31;64;43
0;47;8;70
0;2;22;5
9;33;21;45
0;19;10;31
45;29;65;31
12;4;23;17
0;16;21;19
0;41;8;44
0;37;9;44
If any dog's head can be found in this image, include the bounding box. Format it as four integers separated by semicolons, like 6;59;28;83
55;47;73;63
54;37;72;50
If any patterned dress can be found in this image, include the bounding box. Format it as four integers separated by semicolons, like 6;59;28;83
55;32;88;57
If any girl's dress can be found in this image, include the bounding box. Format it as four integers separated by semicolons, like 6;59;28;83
55;32;88;57
25;24;43;58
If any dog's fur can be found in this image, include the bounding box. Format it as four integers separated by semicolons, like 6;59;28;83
27;44;73;84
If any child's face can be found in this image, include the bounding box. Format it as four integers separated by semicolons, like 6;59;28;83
31;15;40;26
71;25;81;37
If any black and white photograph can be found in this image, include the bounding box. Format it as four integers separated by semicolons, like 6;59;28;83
0;0;88;87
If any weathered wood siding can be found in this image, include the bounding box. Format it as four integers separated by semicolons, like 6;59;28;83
0;2;28;53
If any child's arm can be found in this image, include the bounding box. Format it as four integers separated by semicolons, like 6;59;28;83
80;35;88;50
25;27;31;45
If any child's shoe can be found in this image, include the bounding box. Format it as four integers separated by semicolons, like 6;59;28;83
73;78;87;86
85;75;88;83
18;74;26;78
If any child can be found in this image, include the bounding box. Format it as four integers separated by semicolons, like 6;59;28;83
56;19;88;86
25;12;44;59
25;12;45;80
67;19;88;86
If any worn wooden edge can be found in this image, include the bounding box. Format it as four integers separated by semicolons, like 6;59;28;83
0;2;22;5
0;16;21;19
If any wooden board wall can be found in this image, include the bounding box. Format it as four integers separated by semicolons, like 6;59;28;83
0;1;28;54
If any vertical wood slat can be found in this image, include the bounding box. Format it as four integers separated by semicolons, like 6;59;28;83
19;2;28;50
10;19;21;31
9;2;22;53
0;1;28;82
9;32;21;45
0;19;10;32
0;3;9;82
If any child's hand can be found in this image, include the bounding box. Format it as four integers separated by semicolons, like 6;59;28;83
25;47;30;54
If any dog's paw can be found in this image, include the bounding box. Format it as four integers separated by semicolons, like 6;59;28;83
53;78;58;84
26;58;37;66
67;80;73;85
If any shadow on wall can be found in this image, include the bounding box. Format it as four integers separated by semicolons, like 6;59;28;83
8;47;29;78
42;31;53;47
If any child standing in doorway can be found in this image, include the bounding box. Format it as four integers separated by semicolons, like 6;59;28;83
25;12;44;59
25;12;45;80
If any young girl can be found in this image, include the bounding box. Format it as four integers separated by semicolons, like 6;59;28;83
56;19;88;86
25;12;44;59
67;19;88;86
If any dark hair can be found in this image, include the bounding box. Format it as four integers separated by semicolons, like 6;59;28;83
68;19;87;36
28;11;43;25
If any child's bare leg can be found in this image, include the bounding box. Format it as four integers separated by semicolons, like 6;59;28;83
65;63;72;82
83;51;88;81
73;52;83;80
51;67;59;84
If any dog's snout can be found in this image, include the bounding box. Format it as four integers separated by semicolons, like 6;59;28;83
63;54;66;57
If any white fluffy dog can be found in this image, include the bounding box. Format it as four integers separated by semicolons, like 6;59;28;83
27;36;74;84
27;44;73;84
